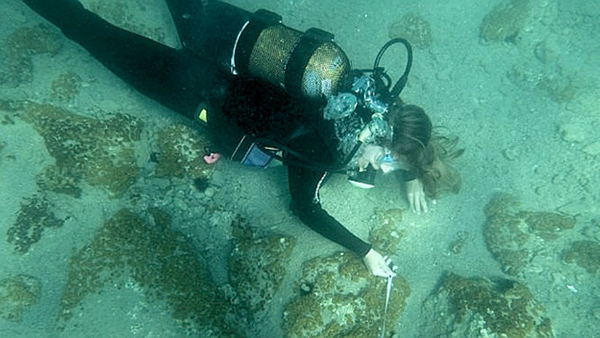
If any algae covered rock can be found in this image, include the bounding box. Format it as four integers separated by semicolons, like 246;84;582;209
283;252;410;338
519;211;576;241
484;193;576;276
50;72;82;101
368;208;405;256
563;240;600;274
480;0;531;42
57;208;237;336
389;13;433;49
154;123;213;180
0;24;62;87
447;230;470;255
421;272;554;338
229;215;296;320
507;64;577;103
6;194;65;254
35;165;81;198
16;101;142;197
0;274;42;322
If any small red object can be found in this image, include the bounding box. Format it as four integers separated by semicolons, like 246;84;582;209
203;152;221;164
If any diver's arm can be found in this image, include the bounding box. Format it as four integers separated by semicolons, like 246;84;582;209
288;165;396;277
287;165;372;257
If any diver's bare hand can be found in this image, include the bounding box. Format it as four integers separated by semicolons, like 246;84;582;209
406;178;428;214
362;249;397;278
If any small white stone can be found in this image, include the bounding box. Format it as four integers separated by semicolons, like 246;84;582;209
204;187;215;197
559;123;590;143
583;141;600;156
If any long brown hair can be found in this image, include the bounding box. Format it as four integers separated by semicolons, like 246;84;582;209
384;103;463;198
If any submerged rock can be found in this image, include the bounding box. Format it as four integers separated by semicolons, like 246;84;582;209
480;0;531;43
484;193;575;276
0;274;42;322
228;215;296;321
154;123;213;180
421;272;554;337
283;252;410;338
0;24;62;87
389;13;433;49
563;240;600;274
368;208;405;256
50;72;82;102
7;194;64;254
13;100;143;197
57;208;238;336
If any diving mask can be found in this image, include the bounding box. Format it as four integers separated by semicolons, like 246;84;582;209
358;145;404;174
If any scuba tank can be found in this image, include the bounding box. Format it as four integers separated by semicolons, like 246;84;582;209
187;0;351;99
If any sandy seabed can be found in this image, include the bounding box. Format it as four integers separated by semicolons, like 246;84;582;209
1;0;599;337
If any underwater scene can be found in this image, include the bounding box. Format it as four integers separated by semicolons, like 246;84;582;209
0;0;598;337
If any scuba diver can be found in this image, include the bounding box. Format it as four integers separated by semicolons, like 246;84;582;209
21;0;462;278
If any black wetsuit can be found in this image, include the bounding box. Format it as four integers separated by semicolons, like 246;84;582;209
22;0;372;257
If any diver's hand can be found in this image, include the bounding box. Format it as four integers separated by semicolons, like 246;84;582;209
406;178;429;214
358;144;385;170
406;178;428;214
362;249;397;278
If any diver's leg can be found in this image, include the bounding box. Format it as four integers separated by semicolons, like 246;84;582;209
165;0;206;47
165;0;253;70
21;0;205;115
